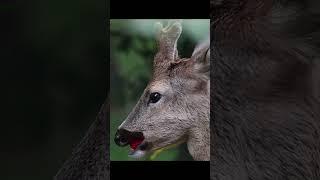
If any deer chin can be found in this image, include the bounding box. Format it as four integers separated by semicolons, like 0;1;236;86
128;149;146;159
128;139;178;159
128;141;149;159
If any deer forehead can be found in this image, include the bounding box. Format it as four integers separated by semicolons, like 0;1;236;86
148;76;199;94
148;80;171;93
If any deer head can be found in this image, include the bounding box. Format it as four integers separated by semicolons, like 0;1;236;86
114;20;210;161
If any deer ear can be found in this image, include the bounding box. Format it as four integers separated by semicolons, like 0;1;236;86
191;39;210;77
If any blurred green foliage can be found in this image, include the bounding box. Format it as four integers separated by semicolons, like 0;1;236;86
110;19;209;161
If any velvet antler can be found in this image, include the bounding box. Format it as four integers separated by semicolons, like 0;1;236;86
153;20;182;70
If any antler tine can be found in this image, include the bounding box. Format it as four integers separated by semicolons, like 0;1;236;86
154;20;182;63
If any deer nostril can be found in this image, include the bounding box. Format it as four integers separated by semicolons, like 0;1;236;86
114;129;129;147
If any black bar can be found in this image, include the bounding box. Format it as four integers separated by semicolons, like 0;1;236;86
111;161;210;179
110;0;209;19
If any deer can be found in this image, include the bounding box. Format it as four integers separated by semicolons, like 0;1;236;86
114;20;210;161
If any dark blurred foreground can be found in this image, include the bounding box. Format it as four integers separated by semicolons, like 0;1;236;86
0;1;107;179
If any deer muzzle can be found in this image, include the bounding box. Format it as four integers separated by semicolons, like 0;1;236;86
114;129;153;158
114;129;145;149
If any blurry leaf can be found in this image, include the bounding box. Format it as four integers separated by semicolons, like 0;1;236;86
117;50;151;81
110;19;128;33
132;38;144;51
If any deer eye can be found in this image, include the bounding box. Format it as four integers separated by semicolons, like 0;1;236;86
148;92;162;104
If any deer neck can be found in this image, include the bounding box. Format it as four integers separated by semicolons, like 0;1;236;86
187;117;210;161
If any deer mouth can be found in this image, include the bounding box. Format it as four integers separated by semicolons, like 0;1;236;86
115;129;153;158
128;141;151;158
127;134;153;159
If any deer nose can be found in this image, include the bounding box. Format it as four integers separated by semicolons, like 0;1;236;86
114;129;130;147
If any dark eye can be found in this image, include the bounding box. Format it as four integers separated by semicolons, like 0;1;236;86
148;92;162;104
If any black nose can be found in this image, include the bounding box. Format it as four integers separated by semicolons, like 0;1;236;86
114;129;130;147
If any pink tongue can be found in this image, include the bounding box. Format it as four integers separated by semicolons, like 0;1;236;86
130;138;144;150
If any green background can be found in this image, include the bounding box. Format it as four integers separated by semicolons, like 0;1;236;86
110;19;209;161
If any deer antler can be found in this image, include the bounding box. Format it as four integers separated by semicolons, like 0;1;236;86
154;20;182;67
